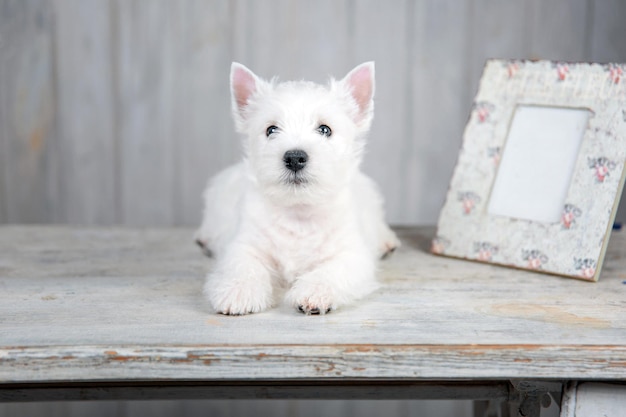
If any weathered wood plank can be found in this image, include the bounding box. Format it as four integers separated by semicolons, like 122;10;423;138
588;0;626;63
1;227;624;345
0;227;624;383
4;0;625;229
406;0;472;224
177;0;236;226
114;0;182;226
468;0;530;100
588;0;626;225
352;0;411;225
231;0;351;83
1;344;625;382
53;0;118;225
527;0;589;62
0;0;59;223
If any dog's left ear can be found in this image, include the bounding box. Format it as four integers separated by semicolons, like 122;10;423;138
340;62;375;127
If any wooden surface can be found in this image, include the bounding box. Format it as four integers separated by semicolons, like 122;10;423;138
0;226;625;385
1;0;626;227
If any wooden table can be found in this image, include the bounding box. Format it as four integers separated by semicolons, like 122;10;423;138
1;226;624;416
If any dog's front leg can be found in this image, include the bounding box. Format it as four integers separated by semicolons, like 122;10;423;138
204;243;274;315
286;248;378;315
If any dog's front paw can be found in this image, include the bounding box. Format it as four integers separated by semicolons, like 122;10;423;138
297;304;332;315
205;274;273;316
287;281;335;315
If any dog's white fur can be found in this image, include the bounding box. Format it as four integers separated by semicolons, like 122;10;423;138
196;62;399;315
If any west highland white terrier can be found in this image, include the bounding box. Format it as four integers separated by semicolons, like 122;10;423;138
196;62;399;315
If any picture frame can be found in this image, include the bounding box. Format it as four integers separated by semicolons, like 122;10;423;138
433;59;626;281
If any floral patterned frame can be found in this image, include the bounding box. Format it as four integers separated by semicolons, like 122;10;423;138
433;59;626;281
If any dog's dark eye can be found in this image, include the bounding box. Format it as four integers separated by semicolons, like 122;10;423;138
317;124;332;137
266;125;279;137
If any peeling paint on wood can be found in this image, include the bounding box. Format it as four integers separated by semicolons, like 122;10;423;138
1;344;626;383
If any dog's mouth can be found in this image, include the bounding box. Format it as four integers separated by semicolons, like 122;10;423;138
281;171;309;186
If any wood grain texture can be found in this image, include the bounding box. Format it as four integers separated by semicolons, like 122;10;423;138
53;0;118;225
588;0;626;225
468;0;530;95
177;0;235;226
406;0;471;224
588;0;626;63
114;0;182;226
0;226;624;384
0;1;625;228
528;0;589;62
0;0;59;223
353;0;411;225
231;0;351;83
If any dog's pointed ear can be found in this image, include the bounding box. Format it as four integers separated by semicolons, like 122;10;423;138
341;62;375;126
230;62;261;121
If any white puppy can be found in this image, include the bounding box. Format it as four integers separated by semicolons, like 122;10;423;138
196;62;399;315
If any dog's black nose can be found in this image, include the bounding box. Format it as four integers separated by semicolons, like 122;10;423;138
283;149;308;172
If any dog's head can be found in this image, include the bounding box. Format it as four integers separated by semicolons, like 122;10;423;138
230;62;375;205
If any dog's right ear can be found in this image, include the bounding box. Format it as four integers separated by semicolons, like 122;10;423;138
230;63;261;123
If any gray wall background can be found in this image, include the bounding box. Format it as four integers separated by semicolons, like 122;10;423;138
2;0;625;228
1;0;625;416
